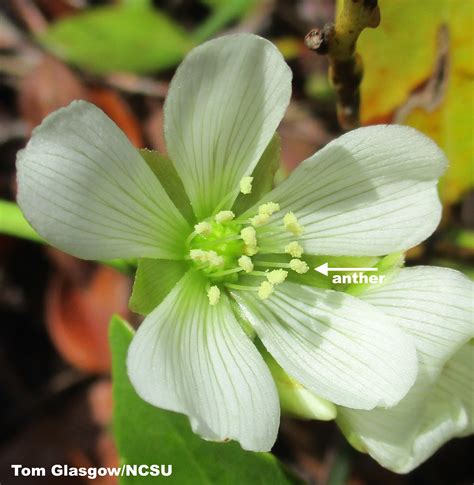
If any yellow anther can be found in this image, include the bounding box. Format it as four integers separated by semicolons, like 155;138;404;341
215;210;235;223
266;269;288;285
285;241;304;258
240;176;253;194
207;251;225;267
258;281;274;300
244;244;259;256
289;259;309;274
207;286;221;305
238;255;254;273
189;249;208;262
194;221;212;235
189;249;224;267
283;212;303;236
250;213;270;227
258;202;280;216
241;226;257;247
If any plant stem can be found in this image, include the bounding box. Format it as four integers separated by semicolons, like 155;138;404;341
305;0;380;129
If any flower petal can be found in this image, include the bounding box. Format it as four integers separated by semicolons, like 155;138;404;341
361;266;473;378
338;343;473;473
251;125;447;256
17;100;189;260
127;271;280;451
164;34;292;219
232;282;418;410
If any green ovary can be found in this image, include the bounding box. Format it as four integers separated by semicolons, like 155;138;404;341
188;221;244;283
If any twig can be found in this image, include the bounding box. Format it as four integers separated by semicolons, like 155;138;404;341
305;0;380;130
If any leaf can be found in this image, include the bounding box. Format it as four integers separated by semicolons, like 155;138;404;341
39;5;193;74
139;149;195;224
193;0;257;42
129;258;187;315
356;0;473;204
233;135;282;215
110;316;297;485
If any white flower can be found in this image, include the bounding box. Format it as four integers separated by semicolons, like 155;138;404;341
15;33;463;455
337;267;473;473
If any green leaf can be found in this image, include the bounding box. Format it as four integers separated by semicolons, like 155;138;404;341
140;149;195;225
39;5;193;74
0;199;44;243
129;258;187;315
110;316;297;484
233;135;282;215
194;0;257;43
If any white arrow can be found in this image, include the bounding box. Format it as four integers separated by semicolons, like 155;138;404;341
314;263;378;276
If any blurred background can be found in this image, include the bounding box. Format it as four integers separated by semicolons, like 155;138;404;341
0;0;472;483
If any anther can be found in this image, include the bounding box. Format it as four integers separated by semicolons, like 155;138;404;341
285;241;304;258
241;226;257;247
250;213;270;227
238;255;254;273
207;286;221;305
289;259;309;274
283;212;303;236
194;221;212;235
240;176;253;194
215;210;235;223
266;269;288;285
258;281;274;300
189;249;224;267
258;202;280;216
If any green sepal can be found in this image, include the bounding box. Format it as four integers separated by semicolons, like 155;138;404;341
233;134;282;215
109;315;298;484
258;342;337;421
336;414;368;454
140;149;196;225
129;258;187;315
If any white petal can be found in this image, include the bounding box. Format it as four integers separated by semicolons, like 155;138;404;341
361;266;473;379
232;282;418;410
127;271;280;451
251;125;447;256
164;34;292;219
338;343;474;473
17;101;189;260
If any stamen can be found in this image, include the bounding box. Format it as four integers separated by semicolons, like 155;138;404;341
239;176;253;194
283;212;303;236
238;255;254;273
258;202;280;216
250;213;270;227
258;281;274;300
285;241;304;258
254;260;290;269
266;269;288;285
209;267;243;277
194;221;212;235
225;283;258;291
244;245;258;256
207;286;221;305
215;210;235;223
241;226;257;247
289;258;309;274
189;249;224;267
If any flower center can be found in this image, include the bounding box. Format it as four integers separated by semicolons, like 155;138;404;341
188;218;244;282
186;178;310;305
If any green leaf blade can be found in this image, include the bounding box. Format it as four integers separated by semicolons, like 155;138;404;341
110;315;297;484
39;6;193;74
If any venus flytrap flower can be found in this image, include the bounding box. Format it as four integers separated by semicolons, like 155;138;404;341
336;267;473;473
15;33;467;456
